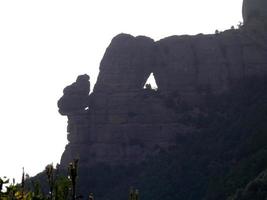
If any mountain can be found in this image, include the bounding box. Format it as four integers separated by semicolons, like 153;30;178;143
55;0;267;199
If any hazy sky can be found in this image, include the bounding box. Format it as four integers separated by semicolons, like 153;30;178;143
0;0;243;181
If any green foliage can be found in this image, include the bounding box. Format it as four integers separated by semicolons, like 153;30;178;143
45;164;54;200
68;159;79;200
54;176;71;200
229;169;267;200
0;163;74;200
128;187;139;200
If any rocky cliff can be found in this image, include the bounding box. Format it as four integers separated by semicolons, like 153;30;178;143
58;0;267;168
243;0;267;26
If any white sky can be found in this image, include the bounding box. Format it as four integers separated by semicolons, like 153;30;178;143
0;0;243;182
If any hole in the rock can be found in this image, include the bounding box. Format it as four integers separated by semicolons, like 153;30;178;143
143;73;158;90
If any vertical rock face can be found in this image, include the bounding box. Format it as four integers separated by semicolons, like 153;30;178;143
243;0;267;25
154;34;231;102
154;29;267;102
58;0;267;168
58;74;90;115
93;34;155;93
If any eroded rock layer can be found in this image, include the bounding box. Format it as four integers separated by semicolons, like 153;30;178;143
58;1;267;167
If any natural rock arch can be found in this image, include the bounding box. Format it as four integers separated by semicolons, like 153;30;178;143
58;0;267;169
143;73;158;90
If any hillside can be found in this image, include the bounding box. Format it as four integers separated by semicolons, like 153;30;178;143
63;75;266;200
52;0;267;199
32;75;267;200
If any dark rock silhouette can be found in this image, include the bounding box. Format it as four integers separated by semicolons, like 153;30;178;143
243;0;267;26
58;0;267;169
94;34;155;93
58;74;90;115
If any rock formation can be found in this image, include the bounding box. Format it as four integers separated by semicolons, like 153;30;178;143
243;0;267;26
58;74;90;115
58;0;267;168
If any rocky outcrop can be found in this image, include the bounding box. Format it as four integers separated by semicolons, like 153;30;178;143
93;34;156;93
155;29;267;101
58;74;90;115
58;0;267;168
243;0;267;25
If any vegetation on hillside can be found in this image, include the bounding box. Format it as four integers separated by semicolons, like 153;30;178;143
133;75;267;200
73;75;267;200
2;75;267;200
1;161;77;200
